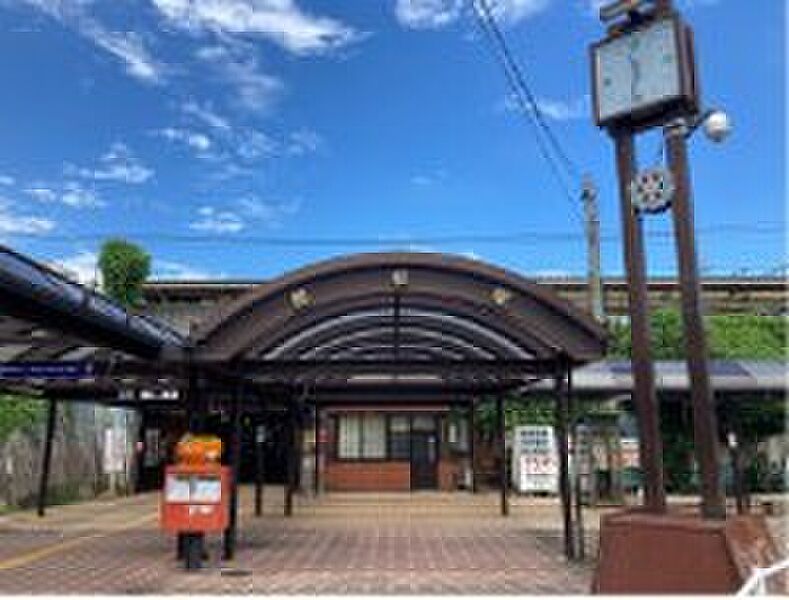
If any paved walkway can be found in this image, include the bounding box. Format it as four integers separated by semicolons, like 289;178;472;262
0;489;784;594
0;488;593;594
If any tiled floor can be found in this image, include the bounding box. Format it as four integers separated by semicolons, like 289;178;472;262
0;489;784;594
0;488;594;594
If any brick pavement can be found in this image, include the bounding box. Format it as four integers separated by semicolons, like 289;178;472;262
0;489;784;594
0;488;594;594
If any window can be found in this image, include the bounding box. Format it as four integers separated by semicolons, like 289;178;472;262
450;419;469;453
388;416;410;460
337;414;387;460
363;415;386;459
338;414;362;459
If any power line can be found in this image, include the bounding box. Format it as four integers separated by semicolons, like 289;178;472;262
469;0;585;224
11;221;785;248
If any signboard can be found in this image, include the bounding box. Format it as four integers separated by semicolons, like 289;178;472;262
0;361;93;380
511;425;559;494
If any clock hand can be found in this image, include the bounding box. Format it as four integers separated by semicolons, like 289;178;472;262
630;55;642;101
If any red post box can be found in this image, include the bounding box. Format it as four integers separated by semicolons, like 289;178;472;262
160;463;230;534
160;434;229;569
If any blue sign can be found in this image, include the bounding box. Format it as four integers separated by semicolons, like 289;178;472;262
0;362;94;380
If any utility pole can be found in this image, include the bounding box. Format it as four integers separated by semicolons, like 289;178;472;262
582;175;605;322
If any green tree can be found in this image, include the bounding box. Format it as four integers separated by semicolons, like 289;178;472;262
607;307;786;360
0;395;45;443
97;239;151;308
607;308;787;492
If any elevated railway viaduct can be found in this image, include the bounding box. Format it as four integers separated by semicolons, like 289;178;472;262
143;277;787;335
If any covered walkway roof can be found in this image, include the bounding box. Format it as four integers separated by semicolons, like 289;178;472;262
0;245;185;367
0;248;783;407
0;250;611;403
190;252;607;388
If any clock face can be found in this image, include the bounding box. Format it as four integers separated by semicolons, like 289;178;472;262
594;19;684;125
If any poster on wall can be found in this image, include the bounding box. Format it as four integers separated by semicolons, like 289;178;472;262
103;427;127;474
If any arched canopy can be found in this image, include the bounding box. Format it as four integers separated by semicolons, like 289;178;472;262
193;253;607;378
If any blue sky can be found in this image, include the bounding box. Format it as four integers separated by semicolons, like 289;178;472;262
0;0;784;281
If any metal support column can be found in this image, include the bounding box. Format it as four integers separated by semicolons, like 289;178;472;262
554;369;575;561
182;362;206;569
496;396;508;516
254;418;265;517
314;405;321;496
284;404;296;517
469;399;477;494
133;405;146;494
37;398;57;518
665;120;726;520
569;371;585;560
223;387;242;560
612;130;666;513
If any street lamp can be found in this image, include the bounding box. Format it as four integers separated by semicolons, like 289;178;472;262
683;108;733;143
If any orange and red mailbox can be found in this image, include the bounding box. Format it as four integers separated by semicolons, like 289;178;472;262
160;435;229;568
161;463;230;534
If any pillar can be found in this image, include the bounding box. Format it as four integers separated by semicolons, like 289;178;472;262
555;369;575;560
37;398;57;518
254;417;265;517
496;396;509;516
284;404;296;517
223;388;242;560
469;399;477;494
314;405;321;496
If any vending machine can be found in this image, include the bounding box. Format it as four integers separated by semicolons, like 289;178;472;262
511;425;559;495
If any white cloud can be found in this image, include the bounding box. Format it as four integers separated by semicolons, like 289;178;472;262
0;200;55;235
24;185;58;202
533;268;572;279
237;196;300;227
395;0;463;29
196;45;284;112
152;0;360;55
0;175;15;186
153;259;220;280
482;0;551;23
55;250;218;284
156;127;213;153
410;168;447;186
18;0;163;83
501;93;590;121
181;100;232;131
53;250;100;285
60;181;104;207
80;22;163;83
534;96;589;121
236;129;277;160
24;180;104;207
396;0;550;29
189;196;299;233
68;142;154;184
285;128;322;156
190;205;245;233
